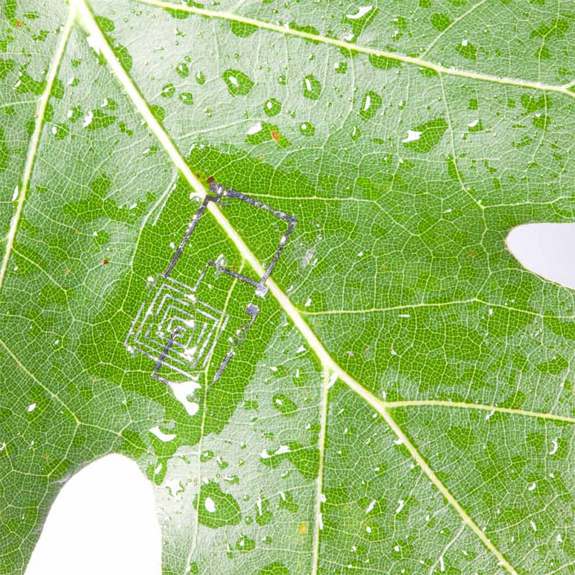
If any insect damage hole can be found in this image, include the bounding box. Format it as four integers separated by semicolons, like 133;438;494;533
506;223;575;290
26;455;161;575
126;181;296;388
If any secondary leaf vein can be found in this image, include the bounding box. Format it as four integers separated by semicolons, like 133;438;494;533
0;4;78;291
383;399;575;425
135;0;575;100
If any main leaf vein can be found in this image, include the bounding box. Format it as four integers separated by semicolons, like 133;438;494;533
74;1;520;572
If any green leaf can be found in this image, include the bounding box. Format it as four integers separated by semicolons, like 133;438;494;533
2;1;575;574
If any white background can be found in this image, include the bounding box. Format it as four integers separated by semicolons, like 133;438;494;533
25;224;575;574
26;455;162;575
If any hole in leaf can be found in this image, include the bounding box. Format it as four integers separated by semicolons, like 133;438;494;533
26;454;161;575
506;223;575;290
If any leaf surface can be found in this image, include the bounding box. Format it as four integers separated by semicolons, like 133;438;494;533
1;1;575;574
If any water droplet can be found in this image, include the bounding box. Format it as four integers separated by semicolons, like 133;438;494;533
456;39;477;61
175;61;189;78
179;91;193;105
359;90;382;120
345;5;378;42
468;118;483;132
235;534;256;552
272;394;297;415
258;563;289;575
205;496;217;513
229;20;258;37
401;118;447;152
222;69;254;96
263;98;281;117
161;83;175;98
246;122;289;147
402;130;421;143
299;121;315;136
431;12;451;32
196;482;241;528
82;111;93;128
369;53;402;70
303;74;321;100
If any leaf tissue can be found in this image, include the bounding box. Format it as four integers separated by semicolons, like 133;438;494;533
1;1;575;574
